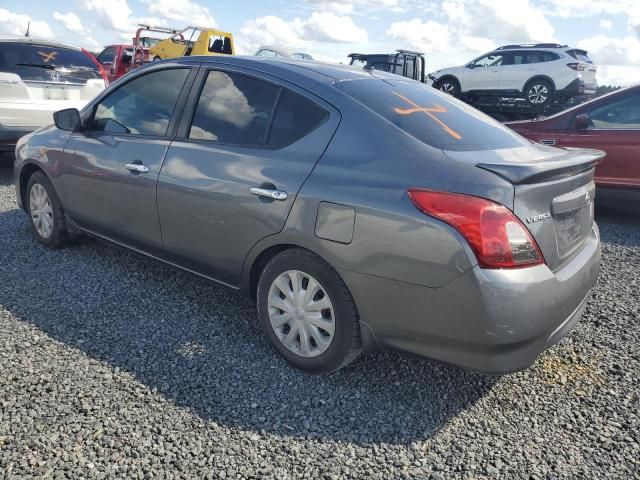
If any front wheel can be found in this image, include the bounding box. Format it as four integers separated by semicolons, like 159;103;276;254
435;77;461;97
257;249;362;374
525;79;553;107
26;171;69;249
152;56;161;62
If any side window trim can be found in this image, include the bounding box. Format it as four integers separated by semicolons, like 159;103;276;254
84;65;198;139
176;65;332;150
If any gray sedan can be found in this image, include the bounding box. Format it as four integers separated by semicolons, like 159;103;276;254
14;56;602;374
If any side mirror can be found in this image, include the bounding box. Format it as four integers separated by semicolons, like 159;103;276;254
53;108;81;132
575;113;589;131
467;63;475;69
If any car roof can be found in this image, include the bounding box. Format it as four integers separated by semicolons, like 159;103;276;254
181;55;389;82
0;35;83;51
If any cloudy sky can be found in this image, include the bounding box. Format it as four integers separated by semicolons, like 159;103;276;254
1;0;639;85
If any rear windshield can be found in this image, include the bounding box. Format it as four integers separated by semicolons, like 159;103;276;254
568;49;593;63
0;42;101;84
337;79;528;151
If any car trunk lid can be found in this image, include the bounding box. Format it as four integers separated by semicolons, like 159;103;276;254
445;144;604;271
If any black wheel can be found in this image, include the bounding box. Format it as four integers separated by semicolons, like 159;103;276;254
435;77;461;97
26;171;69;249
257;248;362;374
152;56;161;62
525;79;553;107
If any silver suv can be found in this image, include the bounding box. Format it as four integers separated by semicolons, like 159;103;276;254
0;36;106;154
432;43;598;106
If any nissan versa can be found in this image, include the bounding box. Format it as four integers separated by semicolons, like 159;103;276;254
14;57;603;374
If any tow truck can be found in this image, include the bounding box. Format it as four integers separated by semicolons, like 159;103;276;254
147;25;235;61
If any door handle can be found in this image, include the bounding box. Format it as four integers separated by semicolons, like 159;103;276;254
250;187;288;201
124;162;150;173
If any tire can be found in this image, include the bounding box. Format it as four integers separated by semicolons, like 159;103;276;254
257;248;362;374
26;171;69;249
525;79;553;107
152;56;161;62
435;77;461;97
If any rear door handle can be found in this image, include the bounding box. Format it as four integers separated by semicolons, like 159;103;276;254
124;162;150;173
250;187;288;201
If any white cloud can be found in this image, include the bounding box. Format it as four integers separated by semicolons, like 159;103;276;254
577;34;640;66
599;19;612;30
239;12;368;54
77;0;133;32
140;0;217;28
312;0;408;15
595;65;640;87
303;12;368;43
0;8;53;38
441;0;556;44
53;11;85;34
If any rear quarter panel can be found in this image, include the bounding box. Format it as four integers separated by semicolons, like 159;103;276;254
244;94;516;290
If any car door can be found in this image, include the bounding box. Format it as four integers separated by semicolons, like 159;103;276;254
156;66;340;286
548;93;640;188
59;65;196;251
462;52;503;92
499;51;537;92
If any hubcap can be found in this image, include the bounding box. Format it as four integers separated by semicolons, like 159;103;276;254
29;183;54;239
267;270;335;358
528;84;549;104
440;83;456;95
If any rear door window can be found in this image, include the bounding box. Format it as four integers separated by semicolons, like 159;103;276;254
267;90;329;147
0;42;101;84
337;79;529;151
189;70;279;145
92;68;189;136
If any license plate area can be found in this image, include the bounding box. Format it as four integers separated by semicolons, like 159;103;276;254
44;86;69;100
554;199;594;258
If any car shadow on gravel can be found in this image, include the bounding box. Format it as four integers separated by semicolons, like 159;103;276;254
0;202;498;446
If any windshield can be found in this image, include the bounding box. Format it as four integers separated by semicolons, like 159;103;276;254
0;42;101;84
337;79;529;151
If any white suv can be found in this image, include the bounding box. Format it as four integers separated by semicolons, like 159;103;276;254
431;43;597;106
0;36;107;155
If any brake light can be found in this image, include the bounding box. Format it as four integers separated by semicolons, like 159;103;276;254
82;48;108;84
567;63;586;71
408;190;544;269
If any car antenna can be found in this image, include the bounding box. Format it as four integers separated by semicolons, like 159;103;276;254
25;20;30;37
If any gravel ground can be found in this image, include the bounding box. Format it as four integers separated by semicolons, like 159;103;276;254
0;158;638;479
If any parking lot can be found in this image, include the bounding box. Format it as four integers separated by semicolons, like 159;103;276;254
0;156;638;479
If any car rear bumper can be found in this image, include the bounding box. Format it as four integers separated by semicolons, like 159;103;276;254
558;78;597;98
0;125;36;153
342;224;601;373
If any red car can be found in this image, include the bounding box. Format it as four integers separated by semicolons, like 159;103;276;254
509;85;640;190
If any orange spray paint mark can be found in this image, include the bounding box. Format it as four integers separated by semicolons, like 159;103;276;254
393;92;462;140
38;51;58;63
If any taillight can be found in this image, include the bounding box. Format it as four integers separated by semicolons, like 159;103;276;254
82;48;108;85
567;63;586;71
408;189;544;269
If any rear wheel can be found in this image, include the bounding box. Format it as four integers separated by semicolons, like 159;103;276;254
26;172;68;249
525;79;553;107
152;56;161;62
435;77;461;97
257;249;362;374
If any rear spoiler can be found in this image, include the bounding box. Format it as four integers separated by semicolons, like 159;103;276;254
477;148;604;185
